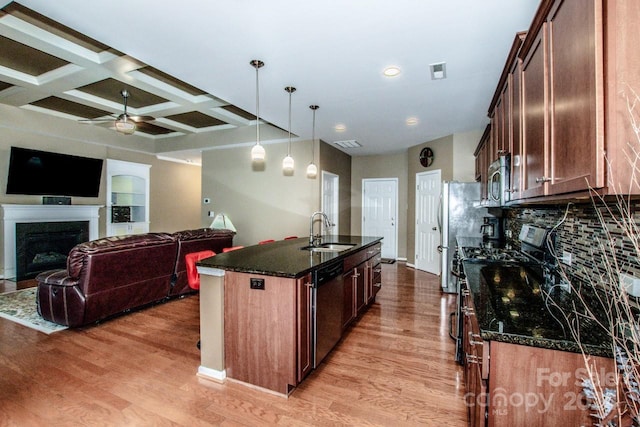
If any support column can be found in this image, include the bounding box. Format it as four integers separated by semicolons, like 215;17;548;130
196;266;226;382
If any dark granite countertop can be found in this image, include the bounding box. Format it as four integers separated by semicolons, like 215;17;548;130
197;235;383;279
463;260;612;358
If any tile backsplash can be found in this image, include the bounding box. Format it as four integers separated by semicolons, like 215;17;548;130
505;199;640;290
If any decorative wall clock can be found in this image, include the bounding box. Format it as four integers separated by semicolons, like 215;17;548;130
419;147;434;167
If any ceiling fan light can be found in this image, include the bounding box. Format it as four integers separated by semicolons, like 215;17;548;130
115;119;136;135
251;143;265;161
306;162;318;179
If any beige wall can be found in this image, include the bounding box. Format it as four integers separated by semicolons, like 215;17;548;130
320;141;352;235
201;139;352;247
406;132;482;263
104;150;202;233
453;129;484;182
0;105;201;277
351;152;408;259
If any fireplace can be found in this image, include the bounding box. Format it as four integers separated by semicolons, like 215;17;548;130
2;204;102;280
15;221;89;281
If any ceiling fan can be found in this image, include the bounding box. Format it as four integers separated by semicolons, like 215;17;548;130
80;89;155;135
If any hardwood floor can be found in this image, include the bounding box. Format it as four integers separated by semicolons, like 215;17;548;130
0;263;467;426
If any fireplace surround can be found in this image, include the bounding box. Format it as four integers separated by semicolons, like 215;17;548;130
2;204;101;280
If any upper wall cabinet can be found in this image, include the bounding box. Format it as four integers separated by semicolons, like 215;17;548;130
475;125;492;201
520;0;604;199
478;0;640;203
106;159;151;236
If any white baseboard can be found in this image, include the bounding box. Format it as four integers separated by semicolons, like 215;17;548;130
197;366;226;382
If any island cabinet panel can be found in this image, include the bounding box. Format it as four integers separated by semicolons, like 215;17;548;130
224;271;298;395
296;274;313;382
342;267;358;330
487;341;614;427
342;243;382;329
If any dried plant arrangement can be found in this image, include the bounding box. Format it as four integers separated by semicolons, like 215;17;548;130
542;87;640;427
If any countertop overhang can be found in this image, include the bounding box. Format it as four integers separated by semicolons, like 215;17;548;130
197;235;383;278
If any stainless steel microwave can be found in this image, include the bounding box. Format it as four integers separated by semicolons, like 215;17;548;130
487;154;510;206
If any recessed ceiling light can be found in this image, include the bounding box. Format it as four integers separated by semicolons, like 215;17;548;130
383;66;401;77
406;117;419;126
334;124;346;132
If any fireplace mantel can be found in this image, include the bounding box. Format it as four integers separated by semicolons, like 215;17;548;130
2;204;102;280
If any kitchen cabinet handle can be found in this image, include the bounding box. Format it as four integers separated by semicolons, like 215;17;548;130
469;332;483;346
535;176;552;183
449;312;457;340
304;282;313;288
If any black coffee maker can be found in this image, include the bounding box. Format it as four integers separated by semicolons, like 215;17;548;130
480;216;501;242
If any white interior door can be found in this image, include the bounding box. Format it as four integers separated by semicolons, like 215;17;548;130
415;170;441;274
321;171;339;235
362;178;397;260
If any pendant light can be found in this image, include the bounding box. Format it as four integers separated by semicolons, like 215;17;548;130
250;60;265;161
282;86;296;173
306;105;319;179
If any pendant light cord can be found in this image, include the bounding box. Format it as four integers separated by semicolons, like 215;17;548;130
255;65;260;144
310;105;319;162
288;88;292;155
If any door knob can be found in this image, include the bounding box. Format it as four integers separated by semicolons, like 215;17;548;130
432;227;437;231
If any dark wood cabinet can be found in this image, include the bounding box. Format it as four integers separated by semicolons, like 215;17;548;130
355;263;366;314
296;274;313;382
480;32;526;203
546;0;603;194
520;26;548;199
343;243;382;329
342;267;358;329
475;126;491;200
461;283;488;427
509;49;524;200
488;341;614;426
462;279;615;426
521;0;603;198
478;0;640;202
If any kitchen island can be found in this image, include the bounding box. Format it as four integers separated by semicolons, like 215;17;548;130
195;235;382;396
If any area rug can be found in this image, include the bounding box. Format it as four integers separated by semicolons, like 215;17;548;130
0;287;68;334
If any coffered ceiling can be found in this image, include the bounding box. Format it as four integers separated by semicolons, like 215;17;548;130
0;0;541;164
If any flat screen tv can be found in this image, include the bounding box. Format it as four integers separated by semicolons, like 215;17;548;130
6;147;103;197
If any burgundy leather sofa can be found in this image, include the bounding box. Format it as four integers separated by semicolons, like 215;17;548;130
36;228;234;327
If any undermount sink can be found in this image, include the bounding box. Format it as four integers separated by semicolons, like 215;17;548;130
301;243;356;252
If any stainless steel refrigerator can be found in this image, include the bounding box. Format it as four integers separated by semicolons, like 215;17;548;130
439;181;490;293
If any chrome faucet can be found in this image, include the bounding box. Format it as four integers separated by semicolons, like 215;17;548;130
309;211;333;246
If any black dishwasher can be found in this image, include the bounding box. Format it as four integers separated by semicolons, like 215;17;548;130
313;259;344;368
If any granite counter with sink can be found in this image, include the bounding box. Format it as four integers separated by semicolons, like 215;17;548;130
197;235;382;278
462;260;613;357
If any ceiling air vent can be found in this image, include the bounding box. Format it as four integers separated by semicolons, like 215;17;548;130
430;62;447;80
334;140;361;148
